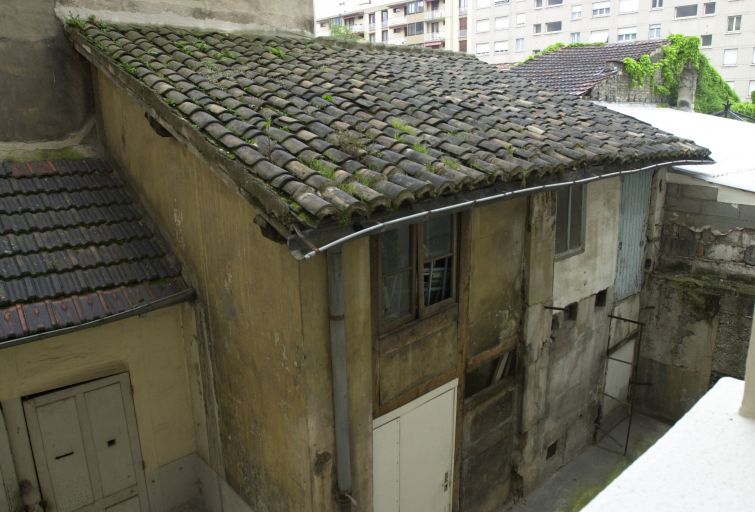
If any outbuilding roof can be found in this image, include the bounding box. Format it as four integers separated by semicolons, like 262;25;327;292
66;23;709;236
507;40;668;96
0;158;191;346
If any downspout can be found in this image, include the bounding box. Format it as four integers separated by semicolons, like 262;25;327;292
326;247;355;509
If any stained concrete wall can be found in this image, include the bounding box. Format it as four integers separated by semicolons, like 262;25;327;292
56;0;314;33
0;304;200;510
0;0;92;142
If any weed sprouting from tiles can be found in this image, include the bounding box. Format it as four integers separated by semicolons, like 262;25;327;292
442;157;460;170
163;97;177;108
65;13;86;29
355;174;374;187
120;62;137;76
322;94;334;103
263;118;272;131
269;47;286;58
335;130;364;157
412;142;428;154
195;41;209;51
390;118;416;136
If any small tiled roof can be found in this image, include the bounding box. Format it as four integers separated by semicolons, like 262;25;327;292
0;159;190;345
508;40;668;96
67;24;707;230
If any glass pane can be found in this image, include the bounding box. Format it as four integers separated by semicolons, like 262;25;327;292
383;270;412;321
424;256;453;305
423;216;453;260
381;226;411;273
569;184;584;251
555;187;569;254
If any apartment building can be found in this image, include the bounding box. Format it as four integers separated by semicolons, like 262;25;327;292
315;0;754;101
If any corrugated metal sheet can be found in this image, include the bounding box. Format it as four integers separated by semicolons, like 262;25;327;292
615;172;652;301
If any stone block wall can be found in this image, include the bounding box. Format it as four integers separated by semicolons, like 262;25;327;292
588;69;664;104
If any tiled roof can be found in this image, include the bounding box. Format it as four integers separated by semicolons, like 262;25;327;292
67;24;707;229
507;40;668;96
0;159;190;345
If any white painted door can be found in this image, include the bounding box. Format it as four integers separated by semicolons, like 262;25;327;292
24;374;149;512
373;381;457;512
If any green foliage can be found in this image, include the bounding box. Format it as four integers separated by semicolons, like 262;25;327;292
322;94;334;102
390;118;416;136
268;46;286;58
751;90;755;104
622;35;739;114
731;102;755;119
412;142;428;154
441;157;460;170
120;62;137;76
195;41;209;51
304;158;336;180
65;13;86;29
523;42;604;62
329;24;361;42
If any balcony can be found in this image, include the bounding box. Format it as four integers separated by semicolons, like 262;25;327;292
426;10;444;20
459;29;467;38
425;31;445;42
459;5;468;16
347;23;364;33
368;23;376;31
388;16;407;26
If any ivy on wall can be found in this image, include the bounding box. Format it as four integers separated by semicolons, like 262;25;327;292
622;34;739;114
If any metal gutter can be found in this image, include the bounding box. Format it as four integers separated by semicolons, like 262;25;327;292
0;288;196;351
298;159;712;259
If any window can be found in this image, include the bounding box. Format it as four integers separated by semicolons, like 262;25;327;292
382;30;389;42
752;47;755;64
534;23;542;33
555;185;585;255
377;217;457;329
476;42;490;54
727;15;742;32
619;0;638;13
651;0;663;7
494;0;511;4
406;1;425;14
572;5;583;18
617;26;637;41
704;2;715;14
701;34;712;47
548;0;564;5
494;40;509;53
535;0;543;7
589;29;609;42
675;4;698;18
546;21;562;32
476;18;490;32
495;16;510;29
370;33;376;43
723;48;738;66
369;13;376;24
407;22;424;35
649;24;661;39
516;13;526;26
464;349;517;399
459;40;467;52
749;81;755;96
382;10;388;22
571;31;581;42
592;1;611;16
515;38;525;51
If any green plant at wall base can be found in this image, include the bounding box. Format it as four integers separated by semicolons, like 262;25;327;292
731;102;755;120
622;35;739;114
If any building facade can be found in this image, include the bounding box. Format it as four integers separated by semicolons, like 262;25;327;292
315;0;755;102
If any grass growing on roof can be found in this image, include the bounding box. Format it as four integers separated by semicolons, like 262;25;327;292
390;118;416;136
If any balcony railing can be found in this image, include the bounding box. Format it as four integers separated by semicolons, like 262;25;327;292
388;16;407;26
459;6;468;15
426;10;444;20
459;29;467;38
347;23;364;33
368;23;376;31
424;31;445;42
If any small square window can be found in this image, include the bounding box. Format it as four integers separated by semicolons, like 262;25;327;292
592;1;611;16
703;2;716;14
556;184;586;256
595;289;607;308
701;34;713;47
571;32;581;43
534;23;542;33
675;4;698;18
649;24;661;39
516;13;526;26
515;38;525;51
727;15;742;32
651;0;663;7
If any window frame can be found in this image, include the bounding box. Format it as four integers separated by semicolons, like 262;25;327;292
545;21;563;33
701;34;713;47
723;48;738;66
703;2;716;15
592;1;611;16
727;15;742;32
674;4;698;18
651;0;663;8
375;216;459;333
649;24;662;39
555;184;587;258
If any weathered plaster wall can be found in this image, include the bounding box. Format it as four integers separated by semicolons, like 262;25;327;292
0;0;92;142
96;71;328;511
0;304;199;508
553;178;621;307
56;0;314;34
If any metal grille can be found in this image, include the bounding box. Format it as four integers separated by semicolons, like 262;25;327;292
614;172;652;301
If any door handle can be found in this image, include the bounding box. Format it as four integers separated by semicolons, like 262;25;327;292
55;451;74;460
443;471;449;492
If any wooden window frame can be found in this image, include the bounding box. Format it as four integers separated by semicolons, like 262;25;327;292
374;215;459;335
555;183;586;259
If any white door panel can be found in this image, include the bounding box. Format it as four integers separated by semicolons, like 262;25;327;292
373;421;400;512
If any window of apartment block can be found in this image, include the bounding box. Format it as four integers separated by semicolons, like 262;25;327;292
409;1;426;14
619;0;639;13
701;34;713;47
618;26;637;41
534;23;542;33
752;47;755;64
370;33;376;43
555;185;585;256
546;21;562;32
476;42;490;54
495;16;510;30
572;5;583;19
571;32;581;42
704;2;715;14
478;0;491;7
369;13;376;24
477;18;490;32
723;48;738;66
381;10;388;22
592;1;611;16
589;29;609;42
515;38;525;51
535;0;544;8
649;24;661;39
749;80;755;96
651;0;663;8
378;216;457;330
407;22;424;35
460;40;468;51
495;40;509;53
675;5;698;18
548;0;564;5
382;30;389;42
495;0;511;5
727;15;742;32
516;13;526;26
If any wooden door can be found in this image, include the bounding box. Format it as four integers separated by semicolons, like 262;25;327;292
24;374;148;512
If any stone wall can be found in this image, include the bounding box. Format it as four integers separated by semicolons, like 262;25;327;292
0;0;92;142
588;68;664;104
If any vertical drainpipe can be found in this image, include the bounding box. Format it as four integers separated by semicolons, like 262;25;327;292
327;247;354;508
